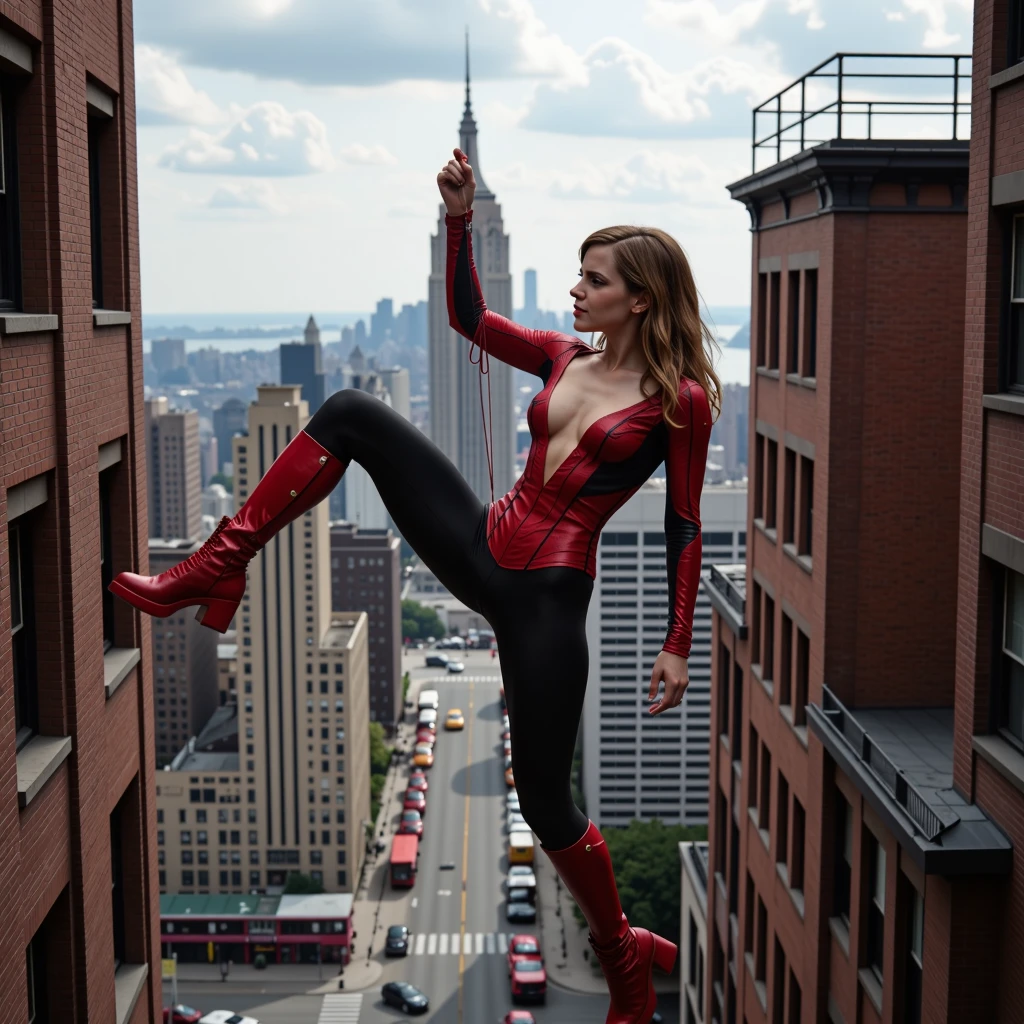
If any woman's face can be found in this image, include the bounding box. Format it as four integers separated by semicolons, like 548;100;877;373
570;243;646;335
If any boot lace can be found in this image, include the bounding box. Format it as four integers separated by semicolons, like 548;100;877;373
166;516;257;579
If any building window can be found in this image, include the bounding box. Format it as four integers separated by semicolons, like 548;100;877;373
0;77;21;309
776;772;789;871
110;802;126;968
757;740;771;834
794;628;809;728
904;881;923;1024
1000;569;1024;745
762;593;775;686
753;435;764;521
779;613;793;709
833;792;852;924
798;455;814;558
866;830;886;984
756;271;767;366
26;926;47;1024
765;439;778;531
783;447;796;545
787;270;800;374
10;520;38;750
1011;2;1024;66
802;269;817;378
791;796;805;893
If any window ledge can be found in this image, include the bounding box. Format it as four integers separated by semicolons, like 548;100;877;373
105;647;141;699
858;966;883;1014
982;392;1024;418
990;61;1024;90
17;734;72;808
0;312;58;335
785;372;817;390
114;962;149;1024
755;366;781;380
779;704;810;749
829;915;850;958
751;662;774;700
94;309;132;327
745;952;768;1010
782;541;813;574
972;734;1024;797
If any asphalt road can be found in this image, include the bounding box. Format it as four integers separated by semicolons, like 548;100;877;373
166;648;678;1023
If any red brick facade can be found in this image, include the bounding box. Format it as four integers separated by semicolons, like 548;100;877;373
0;0;158;1020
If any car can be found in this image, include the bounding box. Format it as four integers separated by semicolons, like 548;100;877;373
448;636;466;649
505;766;515;787
381;980;429;1015
399;809;423;837
506;933;542;975
407;773;428;792
500;1013;536;1024
425;654;449;667
412;745;434;769
418;708;438;725
415;728;435;746
510;957;547;1004
506;866;537;892
164;1008;203;1024
446;661;465;673
444;708;465;730
506;887;537;923
198;1014;260;1024
503;739;512;757
506;792;520;812
501;728;511;741
385;924;410;957
506;811;528;834
403;789;426;813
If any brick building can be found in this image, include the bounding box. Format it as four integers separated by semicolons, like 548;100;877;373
702;51;1024;1024
0;2;159;1022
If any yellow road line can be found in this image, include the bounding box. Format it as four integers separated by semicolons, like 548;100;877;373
457;683;474;1023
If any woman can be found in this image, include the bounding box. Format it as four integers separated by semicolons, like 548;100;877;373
109;147;719;1024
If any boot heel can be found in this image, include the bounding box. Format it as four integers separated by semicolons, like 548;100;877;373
195;600;237;633
651;933;677;974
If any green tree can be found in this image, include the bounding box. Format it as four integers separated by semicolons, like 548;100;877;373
283;871;325;894
569;818;708;954
369;721;392;776
401;599;445;641
209;472;233;494
402;671;411;702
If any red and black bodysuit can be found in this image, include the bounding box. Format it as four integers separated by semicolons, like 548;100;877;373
302;208;712;849
445;210;712;660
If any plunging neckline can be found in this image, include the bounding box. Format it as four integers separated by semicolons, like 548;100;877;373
540;343;658;489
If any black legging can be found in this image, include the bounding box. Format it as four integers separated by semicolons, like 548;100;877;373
305;388;591;851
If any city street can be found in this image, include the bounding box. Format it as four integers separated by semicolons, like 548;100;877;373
165;647;678;1023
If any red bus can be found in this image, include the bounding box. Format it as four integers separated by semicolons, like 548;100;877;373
390;833;419;889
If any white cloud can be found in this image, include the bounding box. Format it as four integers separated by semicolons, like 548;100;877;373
205;181;288;216
135;44;223;126
340;143;398;166
899;0;972;46
645;0;770;43
549;152;716;203
158;101;334;175
520;38;782;138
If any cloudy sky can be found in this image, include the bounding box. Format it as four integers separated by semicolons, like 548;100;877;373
134;0;973;317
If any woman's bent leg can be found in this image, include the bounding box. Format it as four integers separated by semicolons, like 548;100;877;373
305;388;488;610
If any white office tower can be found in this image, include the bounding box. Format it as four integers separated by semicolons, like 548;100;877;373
344;376;393;530
377;366;411;421
428;37;515;503
581;479;747;828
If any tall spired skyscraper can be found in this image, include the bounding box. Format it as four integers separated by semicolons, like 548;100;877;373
428;34;515;503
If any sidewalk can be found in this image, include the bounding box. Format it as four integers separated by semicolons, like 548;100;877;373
535;838;680;998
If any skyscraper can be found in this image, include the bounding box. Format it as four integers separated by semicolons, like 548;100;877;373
280;315;326;417
428;34;515;503
145;396;202;542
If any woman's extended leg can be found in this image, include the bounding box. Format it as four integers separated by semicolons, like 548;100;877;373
305;388;489;611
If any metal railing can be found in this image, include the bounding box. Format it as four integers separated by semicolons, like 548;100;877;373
709;564;746;619
752;52;972;172
819;686;949;843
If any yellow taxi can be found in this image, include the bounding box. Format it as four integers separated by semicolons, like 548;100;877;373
444;708;465;731
413;743;434;768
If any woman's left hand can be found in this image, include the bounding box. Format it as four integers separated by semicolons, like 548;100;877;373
648;652;689;715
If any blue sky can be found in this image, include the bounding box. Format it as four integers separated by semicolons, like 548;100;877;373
133;0;973;315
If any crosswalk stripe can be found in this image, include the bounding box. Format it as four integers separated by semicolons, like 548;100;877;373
475;932;484;954
463;932;472;954
498;932;509;953
403;931;529;958
451;931;459;955
485;932;495;954
318;994;363;1023
415;932;426;955
427;933;437;955
439;932;448;955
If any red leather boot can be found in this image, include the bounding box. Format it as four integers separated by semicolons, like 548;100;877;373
542;819;677;1024
108;429;346;632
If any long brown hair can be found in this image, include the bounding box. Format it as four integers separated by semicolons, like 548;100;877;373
579;225;722;429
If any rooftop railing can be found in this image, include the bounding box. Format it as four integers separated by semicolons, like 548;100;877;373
752;52;972;173
819;685;948;843
708;564;746;619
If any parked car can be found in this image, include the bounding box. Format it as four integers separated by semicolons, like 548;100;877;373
507;934;542;975
407;772;429;792
506;887;536;923
198;1014;260;1024
399;809;423;837
418;709;438;729
417;689;440;711
505;866;537;893
506;791;521;812
445;708;465;730
415;728;435;746
403;789;426;813
506;811;528;834
510;958;547;1005
424;654;449;668
412;744;434;768
381;981;429;1015
500;1013;536;1024
503;739;512;757
385;924;410;956
446;660;465;673
164;1008;203;1024
505;765;515;787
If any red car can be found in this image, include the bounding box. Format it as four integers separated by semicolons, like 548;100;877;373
403;788;426;813
399;809;423;837
408;772;429;792
500;1013;535;1024
415;728;435;745
510;957;547;1004
506;933;542;975
163;1008;202;1024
